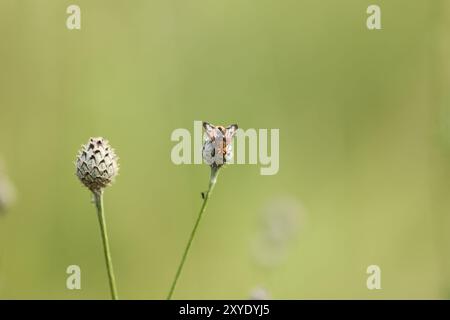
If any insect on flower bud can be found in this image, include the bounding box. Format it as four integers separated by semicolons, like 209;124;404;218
202;122;238;168
75;137;119;194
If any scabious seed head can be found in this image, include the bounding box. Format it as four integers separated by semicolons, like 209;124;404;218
202;139;220;167
75;137;119;194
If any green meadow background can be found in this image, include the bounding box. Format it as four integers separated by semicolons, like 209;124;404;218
1;0;450;299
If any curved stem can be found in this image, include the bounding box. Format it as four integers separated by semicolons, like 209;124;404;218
94;191;119;300
167;166;221;300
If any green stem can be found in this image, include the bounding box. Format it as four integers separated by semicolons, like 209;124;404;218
167;166;221;300
94;191;119;300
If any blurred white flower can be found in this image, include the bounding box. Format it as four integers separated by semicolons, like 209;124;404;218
262;197;302;243
249;286;271;300
251;196;305;269
0;161;16;214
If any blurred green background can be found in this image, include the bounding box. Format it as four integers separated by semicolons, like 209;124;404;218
1;0;450;299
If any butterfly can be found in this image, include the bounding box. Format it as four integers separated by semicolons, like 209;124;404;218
202;122;238;167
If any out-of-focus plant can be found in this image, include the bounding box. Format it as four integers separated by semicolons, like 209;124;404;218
0;160;15;215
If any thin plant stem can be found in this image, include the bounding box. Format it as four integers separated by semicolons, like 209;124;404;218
167;166;221;300
94;191;119;300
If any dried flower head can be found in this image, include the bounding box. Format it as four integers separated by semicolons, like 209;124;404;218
202;122;238;168
75;137;119;194
0;162;16;214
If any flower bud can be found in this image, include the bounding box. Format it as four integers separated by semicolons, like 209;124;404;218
75;137;119;194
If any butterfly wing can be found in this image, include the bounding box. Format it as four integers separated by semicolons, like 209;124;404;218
203;122;217;141
225;124;238;144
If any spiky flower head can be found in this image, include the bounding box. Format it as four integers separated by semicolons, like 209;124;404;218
75;137;119;194
202;122;238;168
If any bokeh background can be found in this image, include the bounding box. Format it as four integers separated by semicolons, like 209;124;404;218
1;0;450;299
